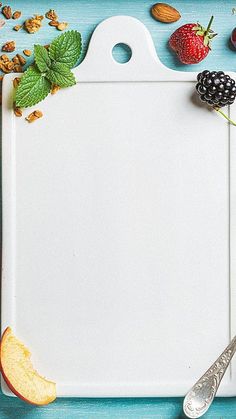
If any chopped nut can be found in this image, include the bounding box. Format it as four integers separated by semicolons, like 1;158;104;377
13;76;20;88
49;20;59;27
13;24;22;31
5;61;14;70
24;15;43;33
57;22;68;31
2;5;12;19
14;104;22;117
25;110;43;123
0;61;14;73
13;64;23;72
34;110;43;118
0;54;9;62
12;10;21;19
2;41;16;52
12;55;20;64
51;84;60;94
23;49;31;56
45;9;58;20
35;14;44;20
17;54;26;66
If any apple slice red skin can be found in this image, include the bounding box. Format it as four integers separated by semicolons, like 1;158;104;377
0;327;56;406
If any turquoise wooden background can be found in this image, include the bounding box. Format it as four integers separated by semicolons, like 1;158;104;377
1;0;236;418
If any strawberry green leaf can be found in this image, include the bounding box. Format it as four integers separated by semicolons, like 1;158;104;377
34;44;51;72
46;62;76;87
15;65;51;108
49;30;81;69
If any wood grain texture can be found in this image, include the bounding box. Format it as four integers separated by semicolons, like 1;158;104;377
0;0;236;417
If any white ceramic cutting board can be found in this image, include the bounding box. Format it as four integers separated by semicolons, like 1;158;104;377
2;16;236;397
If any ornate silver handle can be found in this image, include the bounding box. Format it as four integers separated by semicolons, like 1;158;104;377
183;335;236;418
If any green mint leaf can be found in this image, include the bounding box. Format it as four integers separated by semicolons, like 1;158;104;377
46;62;76;87
34;44;51;72
49;30;81;69
15;65;51;108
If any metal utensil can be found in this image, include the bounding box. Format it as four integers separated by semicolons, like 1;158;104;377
183;335;236;418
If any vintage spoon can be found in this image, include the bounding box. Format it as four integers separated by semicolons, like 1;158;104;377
183;335;236;418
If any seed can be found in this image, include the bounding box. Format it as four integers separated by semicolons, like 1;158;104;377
49;20;59;27
23;49;31;56
17;54;26;66
2;5;12;19
57;22;68;31
45;9;58;20
12;10;21;19
13;24;22;31
13;77;20;88
51;84;60;94
2;41;16;52
25;110;43;123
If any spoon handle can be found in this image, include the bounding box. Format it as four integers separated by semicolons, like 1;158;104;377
183;335;236;418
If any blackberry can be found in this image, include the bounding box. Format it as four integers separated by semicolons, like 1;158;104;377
196;70;236;107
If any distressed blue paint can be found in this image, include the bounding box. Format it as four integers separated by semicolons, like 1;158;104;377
0;0;236;418
2;0;236;71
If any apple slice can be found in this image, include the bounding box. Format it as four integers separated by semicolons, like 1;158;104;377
0;327;56;405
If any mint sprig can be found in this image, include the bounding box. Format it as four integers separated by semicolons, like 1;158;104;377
34;45;51;72
49;30;81;68
15;30;82;108
15;66;51;108
46;62;76;87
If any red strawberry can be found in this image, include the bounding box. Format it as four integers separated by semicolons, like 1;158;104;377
169;16;217;64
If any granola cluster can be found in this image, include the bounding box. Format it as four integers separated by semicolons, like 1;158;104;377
0;53;25;73
0;4;67;119
24;15;44;34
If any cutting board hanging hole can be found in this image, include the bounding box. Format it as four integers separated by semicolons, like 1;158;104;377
112;43;132;64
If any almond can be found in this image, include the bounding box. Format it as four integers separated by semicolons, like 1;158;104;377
2;41;15;52
151;3;181;23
